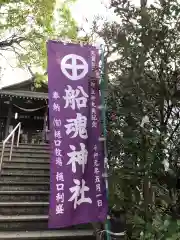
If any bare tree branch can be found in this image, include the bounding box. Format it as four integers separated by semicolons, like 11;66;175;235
0;52;14;68
168;121;180;142
0;35;26;49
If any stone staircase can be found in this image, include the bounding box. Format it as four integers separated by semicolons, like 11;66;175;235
0;143;95;239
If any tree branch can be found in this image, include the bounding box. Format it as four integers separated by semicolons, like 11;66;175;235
164;104;173;125
168;121;180;142
27;66;35;78
0;35;26;49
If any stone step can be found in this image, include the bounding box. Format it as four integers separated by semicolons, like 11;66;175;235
0;181;49;191
0;147;50;154
2;157;50;163
0;202;49;215
1;172;49;182
0;215;93;232
0;217;48;231
0;230;94;239
0;143;49;149
0;191;49;202
2;161;49;169
5;152;50;158
2;166;49;175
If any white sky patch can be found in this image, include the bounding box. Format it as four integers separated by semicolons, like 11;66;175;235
0;0;156;87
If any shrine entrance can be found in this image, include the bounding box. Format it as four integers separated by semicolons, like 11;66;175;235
12;103;48;144
0;118;5;142
0;79;49;143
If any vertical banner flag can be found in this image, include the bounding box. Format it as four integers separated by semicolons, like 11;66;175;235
47;41;107;228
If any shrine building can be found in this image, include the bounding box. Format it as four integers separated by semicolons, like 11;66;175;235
0;78;49;143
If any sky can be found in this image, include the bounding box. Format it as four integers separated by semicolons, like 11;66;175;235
0;0;155;88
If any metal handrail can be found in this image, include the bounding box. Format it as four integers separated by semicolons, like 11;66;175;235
0;122;21;172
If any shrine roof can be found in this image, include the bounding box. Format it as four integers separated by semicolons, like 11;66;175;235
2;79;33;90
0;90;48;100
2;77;48;93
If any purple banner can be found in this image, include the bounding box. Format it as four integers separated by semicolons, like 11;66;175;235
47;41;107;228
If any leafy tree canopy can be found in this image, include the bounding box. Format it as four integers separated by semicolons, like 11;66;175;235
0;0;77;71
95;0;180;238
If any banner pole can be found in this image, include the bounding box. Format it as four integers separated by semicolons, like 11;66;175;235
100;45;110;240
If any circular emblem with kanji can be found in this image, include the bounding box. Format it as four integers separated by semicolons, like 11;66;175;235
61;54;88;81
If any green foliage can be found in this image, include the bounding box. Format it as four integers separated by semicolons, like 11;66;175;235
130;209;179;239
138;213;180;240
97;0;180;238
0;0;78;70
